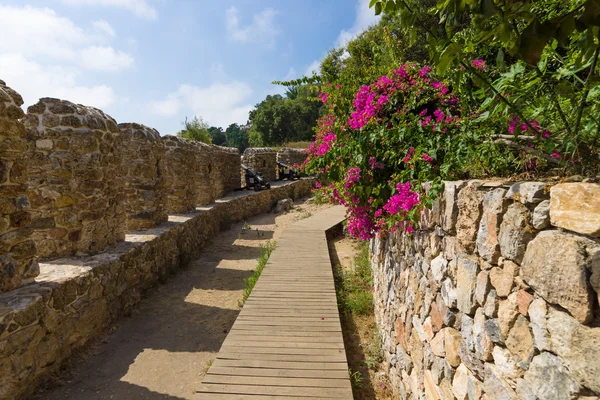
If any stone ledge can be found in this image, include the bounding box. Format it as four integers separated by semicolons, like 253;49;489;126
0;178;313;400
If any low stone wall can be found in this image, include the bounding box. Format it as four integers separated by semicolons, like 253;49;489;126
23;98;125;259
372;180;600;399
0;178;313;400
0;81;38;292
210;145;241;199
118;123;167;230
276;147;306;168
161;135;198;214
242;147;277;182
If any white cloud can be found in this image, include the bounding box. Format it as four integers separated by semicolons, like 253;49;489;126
80;46;134;71
93;19;116;37
0;5;132;109
225;6;279;47
336;0;380;48
304;60;321;77
150;82;253;127
60;0;158;20
0;53;115;109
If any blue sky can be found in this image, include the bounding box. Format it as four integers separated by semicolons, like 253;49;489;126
0;0;378;134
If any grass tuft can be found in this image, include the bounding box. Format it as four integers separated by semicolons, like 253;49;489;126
240;241;276;305
336;241;374;315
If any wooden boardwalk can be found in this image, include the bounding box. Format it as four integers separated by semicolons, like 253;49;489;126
196;206;352;399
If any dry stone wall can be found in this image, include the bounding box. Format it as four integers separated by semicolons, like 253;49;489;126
372;180;600;400
242;147;277;182
23;98;125;259
209;144;240;199
118;123;168;230
0;178;314;400
276;147;307;168
161;135;198;214
0;81;38;292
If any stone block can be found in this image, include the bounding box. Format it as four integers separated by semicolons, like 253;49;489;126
532;199;550;230
456;257;478;315
476;188;506;263
456;184;484;253
550;183;600;237
442;181;466;233
505;182;548;204
505;315;534;366
498;204;533;264
521;230;599;323
522;352;581;400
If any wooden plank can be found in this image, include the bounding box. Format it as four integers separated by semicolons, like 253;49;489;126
211;358;348;370
221;341;344;350
219;346;345;356
196;383;352;398
216;353;347;363
203;374;350;388
206;366;348;379
223;334;343;343
195;394;316;400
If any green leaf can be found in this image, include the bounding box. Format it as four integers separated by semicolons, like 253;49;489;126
437;42;461;74
496;48;505;69
519;19;556;65
479;0;497;19
369;0;379;7
374;2;382;15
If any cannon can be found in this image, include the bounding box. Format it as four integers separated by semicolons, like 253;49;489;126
242;164;271;191
277;161;299;181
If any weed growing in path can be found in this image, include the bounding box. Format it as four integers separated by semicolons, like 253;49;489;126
240;241;276;305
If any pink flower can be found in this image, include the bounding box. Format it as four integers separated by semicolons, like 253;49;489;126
551;151;561;159
471;59;486;71
422;153;434;163
403;147;415;163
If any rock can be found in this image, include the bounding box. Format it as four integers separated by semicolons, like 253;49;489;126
483;319;501;344
441;278;457;309
527;298;548;351
492;345;524;384
522;352;581;400
498;204;533;264
439;378;455;400
431;330;446;357
457;184;484;253
413;315;428;342
489;266;514;298
550;183;600;237
456;257;478;315
430;301;444;332
473;308;493;361
483;364;518;400
505;315;534;366
461;314;475;351
395;316;409;351
483;289;498;318
516;290;533;316
547;307;600;393
431;254;448;282
444;328;462;367
505;182;548;204
475;271;491;306
532;200;550;230
452;364;471;400
497;293;519;341
521;230;599;323
516;378;537;400
442;181;467;233
409;330;425;373
467;375;483;400
476;188;506;263
423;317;434;342
274;198;294;213
424;370;442;400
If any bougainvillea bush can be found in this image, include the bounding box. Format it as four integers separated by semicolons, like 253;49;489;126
304;64;473;239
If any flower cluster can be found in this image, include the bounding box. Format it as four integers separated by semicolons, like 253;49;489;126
302;63;466;240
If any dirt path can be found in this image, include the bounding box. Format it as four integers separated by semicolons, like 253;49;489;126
31;198;330;400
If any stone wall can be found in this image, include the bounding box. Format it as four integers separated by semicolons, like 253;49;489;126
0;81;38;293
118;123;167;230
242;147;277;182
210;144;241;199
276;147;307;168
0;178;314;400
161;135;198;214
23;98;125;259
372;180;600;400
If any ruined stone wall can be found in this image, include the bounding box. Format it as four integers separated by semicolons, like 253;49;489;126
23;98;125;259
0;179;313;400
161;135;197;213
276;147;307;168
210;145;241;199
118;123;167;230
0;81;38;292
372;180;600;399
242;147;277;182
191;141;215;206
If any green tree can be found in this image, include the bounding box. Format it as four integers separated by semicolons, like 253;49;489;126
225;123;249;152
177;116;212;144
208;126;227;145
248;87;322;146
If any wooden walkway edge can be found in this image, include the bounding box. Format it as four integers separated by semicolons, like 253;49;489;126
196;206;351;399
